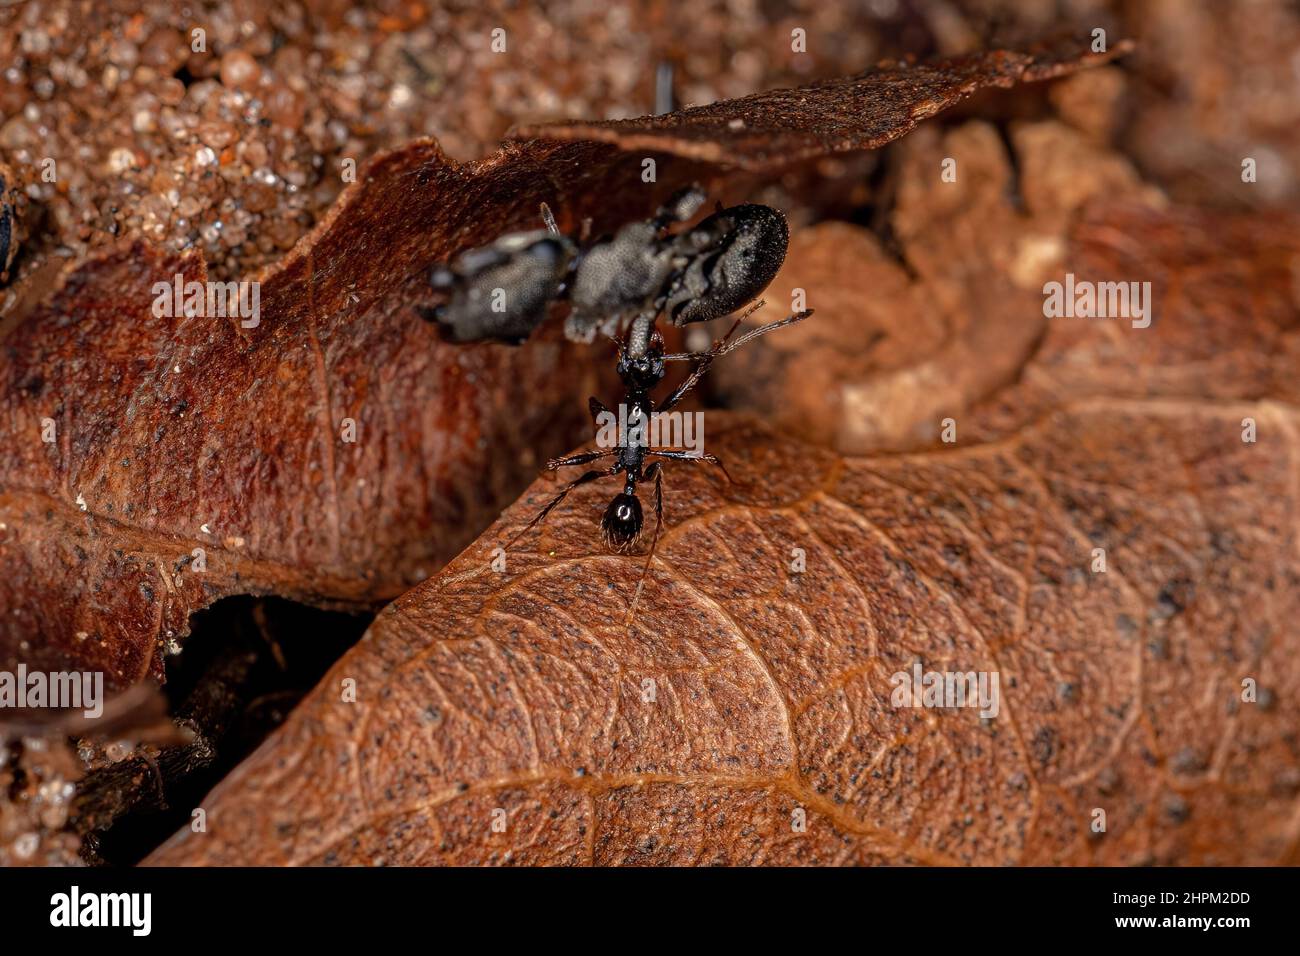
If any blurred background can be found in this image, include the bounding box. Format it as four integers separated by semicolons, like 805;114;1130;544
1;0;1296;285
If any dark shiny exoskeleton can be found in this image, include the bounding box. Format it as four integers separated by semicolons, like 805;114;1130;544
423;186;790;348
505;304;812;568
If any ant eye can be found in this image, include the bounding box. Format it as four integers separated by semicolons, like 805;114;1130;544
601;493;643;552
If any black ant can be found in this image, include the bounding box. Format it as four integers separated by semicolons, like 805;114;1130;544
425;186;810;584
504;302;810;576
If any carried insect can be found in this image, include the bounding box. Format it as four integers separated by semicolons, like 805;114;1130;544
424;186;811;579
425;185;790;346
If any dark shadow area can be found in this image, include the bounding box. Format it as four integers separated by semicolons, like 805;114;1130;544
74;596;372;865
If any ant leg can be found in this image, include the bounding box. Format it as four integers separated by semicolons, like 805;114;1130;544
706;308;813;359
540;202;560;235
648;449;733;483
506;465;618;550
627;462;665;622
654;61;675;116
547;448;614;470
658;307;814;412
661;302;811;362
589;396;610;425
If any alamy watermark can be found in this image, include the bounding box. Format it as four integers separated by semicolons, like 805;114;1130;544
151;273;260;328
595;404;704;456
890;661;1000;719
0;664;103;718
50;886;151;936
1043;273;1152;329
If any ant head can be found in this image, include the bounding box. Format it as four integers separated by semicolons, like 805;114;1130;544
429;231;576;343
616;334;665;389
601;492;643;552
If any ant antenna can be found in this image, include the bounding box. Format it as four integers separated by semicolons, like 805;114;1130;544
656;304;813;414
660;301;809;362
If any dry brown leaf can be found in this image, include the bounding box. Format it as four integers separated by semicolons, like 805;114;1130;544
512;44;1132;171
719;171;1300;456
0;141;613;688
146;406;1299;866
966;200;1300;441
0;45;1123;687
710;117;1162;451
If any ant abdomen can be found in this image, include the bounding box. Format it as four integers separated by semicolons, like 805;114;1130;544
602;492;644;552
664;204;789;326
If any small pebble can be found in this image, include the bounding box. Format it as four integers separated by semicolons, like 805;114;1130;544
220;50;261;91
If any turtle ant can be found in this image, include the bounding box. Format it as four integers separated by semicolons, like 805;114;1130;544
425;185;789;348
